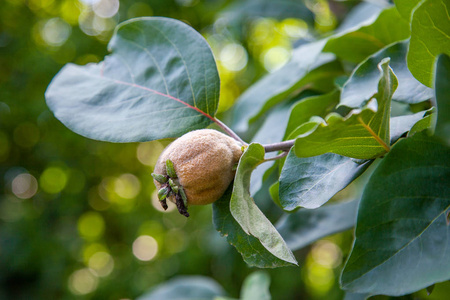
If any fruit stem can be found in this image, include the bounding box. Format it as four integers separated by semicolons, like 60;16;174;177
214;117;296;155
214;118;248;145
263;140;295;152
264;150;289;161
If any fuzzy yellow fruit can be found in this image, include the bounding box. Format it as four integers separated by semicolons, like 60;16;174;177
153;129;243;208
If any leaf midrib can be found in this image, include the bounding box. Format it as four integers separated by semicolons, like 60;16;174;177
78;67;216;122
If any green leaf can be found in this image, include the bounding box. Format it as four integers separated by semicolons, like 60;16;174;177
220;0;313;26
393;0;422;21
269;182;282;209
390;110;432;143
212;186;294;268
232;39;338;132
294;59;397;159
250;102;292;195
230;143;297;266
336;2;386;33
340;133;450;296
284;90;339;140
45;17;219;142
343;292;371;300
407;0;450;87
136;276;226;300
407;110;435;137
240;271;271;300
232;7;408;132
435;54;450;146
341;41;433;107
279;111;426;211
279;150;371;210
276;200;359;251
324;7;410;63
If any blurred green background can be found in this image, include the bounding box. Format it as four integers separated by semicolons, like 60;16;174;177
1;0;448;299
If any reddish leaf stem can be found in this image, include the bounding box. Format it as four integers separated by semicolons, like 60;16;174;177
110;78;248;144
213;118;248;145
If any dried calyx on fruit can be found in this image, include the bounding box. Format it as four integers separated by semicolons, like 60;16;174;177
152;129;243;217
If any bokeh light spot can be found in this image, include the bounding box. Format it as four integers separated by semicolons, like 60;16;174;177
93;0;119;18
151;190;176;213
98;177;136;212
77;211;105;240
12;173;38;199
281;18;308;39
79;9;116;39
250;18;276;45
263;46;291;72
306;262;334;295
79;0;100;4
60;0;81;25
82;242;108;264
132;235;158;261
88;251;114;277
311;240;342;268
219;43;248;72
68;268;99;295
114;173;141;199
136;141;165;166
138;220;164;245
40;167;68;194
40;18;71;47
88;187;110;211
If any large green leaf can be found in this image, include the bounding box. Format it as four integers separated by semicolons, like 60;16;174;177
340;133;450;296
324;7;410;63
435;54;450;146
136;276;226;300
294;59;397;159
231;6;409;132
279;110;426;211
407;0;450;87
45;17;219;142
393;0;422;21
276;199;360;251
341;41;433;107
279;150;371;210
230;143;297;266
212;186;294;268
231;39;338;132
283;90;339;140
240;271;271;300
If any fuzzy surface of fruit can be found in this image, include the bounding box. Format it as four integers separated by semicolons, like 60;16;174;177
153;129;243;215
